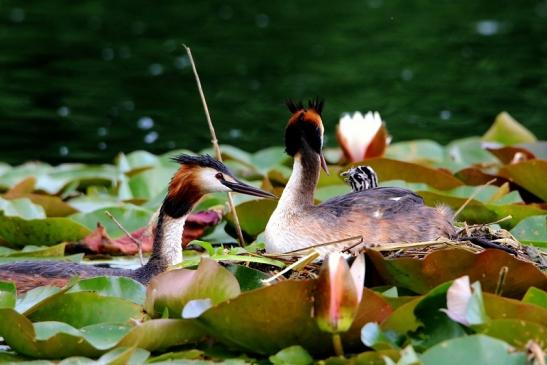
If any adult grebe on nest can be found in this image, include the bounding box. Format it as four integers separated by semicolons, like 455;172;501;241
0;154;275;293
264;99;455;257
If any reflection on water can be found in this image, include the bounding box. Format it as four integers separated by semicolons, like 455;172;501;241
0;0;546;164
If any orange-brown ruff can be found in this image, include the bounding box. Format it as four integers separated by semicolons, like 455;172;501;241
264;99;455;257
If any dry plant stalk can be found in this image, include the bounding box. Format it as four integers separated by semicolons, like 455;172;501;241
454;178;497;218
105;210;144;266
183;44;246;247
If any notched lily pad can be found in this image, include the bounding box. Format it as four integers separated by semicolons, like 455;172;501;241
367;248;547;298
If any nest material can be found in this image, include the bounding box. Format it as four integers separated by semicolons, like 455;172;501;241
259;224;546;278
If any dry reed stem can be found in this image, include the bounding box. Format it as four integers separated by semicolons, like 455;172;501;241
105;210;144;266
454;178;497;218
183;44;246;247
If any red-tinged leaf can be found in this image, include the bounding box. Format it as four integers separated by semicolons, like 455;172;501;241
366;248;547;298
360;158;464;190
499;160;547;202
486;146;536;164
483;293;547;327
455;167;510;187
71;210;221;255
315;253;359;334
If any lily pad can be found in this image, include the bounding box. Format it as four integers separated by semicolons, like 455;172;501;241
420;334;527;365
198;281;392;355
145;258;241;318
70;205;153;239
360;158;463;190
225;199;277;237
366;248;547;298
385;140;445;166
478;319;546;349
510;215;547;247
67;276;146;305
482;112;537;145
0;243;66;257
0;280;16;308
0;308;205;358
28;292;143;327
0;213;91;246
499;160;547;202
522;287;547;308
0;197;46;219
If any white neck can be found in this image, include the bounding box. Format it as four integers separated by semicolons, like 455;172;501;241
158;214;187;266
276;154;316;211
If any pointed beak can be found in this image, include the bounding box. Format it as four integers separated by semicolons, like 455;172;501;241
320;152;330;175
221;179;277;199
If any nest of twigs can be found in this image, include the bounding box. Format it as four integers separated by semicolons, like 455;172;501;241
259;223;546;280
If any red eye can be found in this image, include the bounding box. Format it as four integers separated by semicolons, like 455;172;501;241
215;173;224;179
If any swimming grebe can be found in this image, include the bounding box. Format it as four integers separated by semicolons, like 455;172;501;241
0;154;275;293
264;100;455;257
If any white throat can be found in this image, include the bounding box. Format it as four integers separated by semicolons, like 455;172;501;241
276;155;308;212
159;215;187;266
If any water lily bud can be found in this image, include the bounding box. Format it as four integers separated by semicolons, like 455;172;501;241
336;111;389;162
314;253;360;334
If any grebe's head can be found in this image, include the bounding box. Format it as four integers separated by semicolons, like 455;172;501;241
162;154;275;217
284;98;329;174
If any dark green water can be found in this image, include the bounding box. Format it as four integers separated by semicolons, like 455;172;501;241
1;0;546;164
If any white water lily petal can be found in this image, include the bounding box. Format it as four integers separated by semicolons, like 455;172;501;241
440;275;472;326
337;111;383;162
349;254;366;303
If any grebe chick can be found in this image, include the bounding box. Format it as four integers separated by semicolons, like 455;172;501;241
341;165;379;191
0;155;275;293
264;99;455;257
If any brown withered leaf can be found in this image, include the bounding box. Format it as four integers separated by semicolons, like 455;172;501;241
70;210;222;255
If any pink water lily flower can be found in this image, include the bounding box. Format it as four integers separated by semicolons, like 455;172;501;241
336;111;389;162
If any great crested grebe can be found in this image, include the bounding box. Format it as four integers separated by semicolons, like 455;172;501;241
264;100;455;257
0;154;275;293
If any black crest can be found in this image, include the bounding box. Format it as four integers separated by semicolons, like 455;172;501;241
286;98;324;115
171;154;231;175
284;115;323;157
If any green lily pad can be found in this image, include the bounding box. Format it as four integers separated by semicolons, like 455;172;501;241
128;166;177;200
522;287;547;308
482;112;537;145
445;137;498;168
28;292;143;328
225;199;277;237
0;213;91;246
483;293;547;327
67;276;146;305
145;258;241;318
225;264;270;291
269;345;313;365
385;140;445;166
499;160;547;202
117;151;160;175
0;308;205;358
0;280;16;308
198;281;392;356
420;334;527;365
0;197;46;219
0;243;66;257
478;319;546;349
16;278;78;315
510;215;547;247
70;205;153;239
367;248;547;298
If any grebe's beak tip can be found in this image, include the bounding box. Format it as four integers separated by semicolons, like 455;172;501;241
222;179;277;199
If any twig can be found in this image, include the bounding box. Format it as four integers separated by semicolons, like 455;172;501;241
261;250;320;284
454;178;497;218
183;44;246;247
495;266;508;296
263;236;363;257
105;211;144;266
